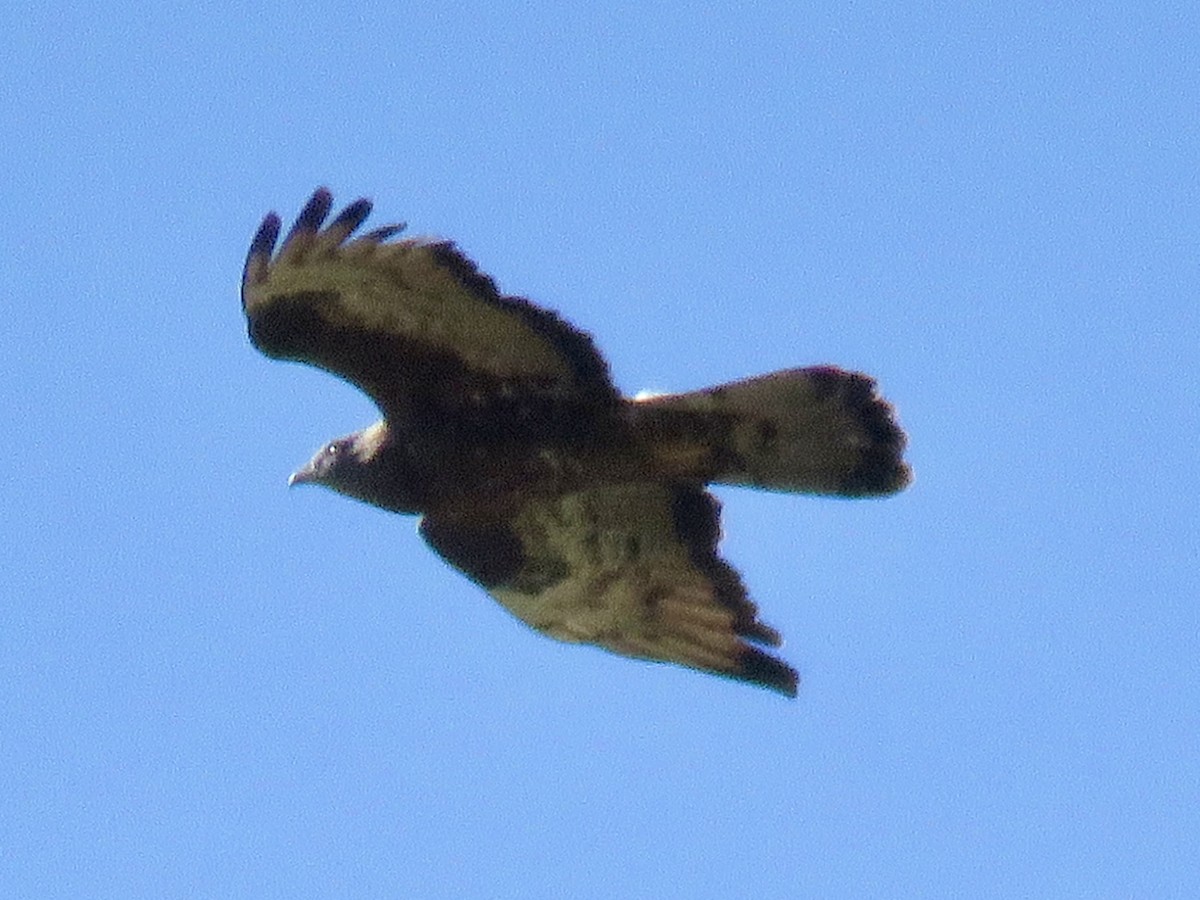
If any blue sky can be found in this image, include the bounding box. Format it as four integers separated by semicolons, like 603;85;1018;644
2;2;1197;897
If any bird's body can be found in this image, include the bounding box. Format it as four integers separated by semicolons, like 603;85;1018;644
243;189;911;696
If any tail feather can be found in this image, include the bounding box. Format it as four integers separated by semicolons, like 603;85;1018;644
631;366;911;497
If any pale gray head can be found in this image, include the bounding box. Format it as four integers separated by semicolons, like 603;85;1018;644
287;421;388;504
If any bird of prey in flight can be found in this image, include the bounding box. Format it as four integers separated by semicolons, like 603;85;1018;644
241;189;911;696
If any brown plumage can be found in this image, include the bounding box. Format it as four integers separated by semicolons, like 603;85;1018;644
242;188;912;697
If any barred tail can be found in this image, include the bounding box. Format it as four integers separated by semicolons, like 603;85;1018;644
631;366;912;497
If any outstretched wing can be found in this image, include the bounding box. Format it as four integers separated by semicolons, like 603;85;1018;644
241;189;617;421
419;482;798;696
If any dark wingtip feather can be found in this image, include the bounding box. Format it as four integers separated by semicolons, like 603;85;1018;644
327;196;373;237
736;646;799;697
241;211;281;298
360;223;407;243
284;187;334;245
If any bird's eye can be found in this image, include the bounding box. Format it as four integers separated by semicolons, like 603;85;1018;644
326;444;339;456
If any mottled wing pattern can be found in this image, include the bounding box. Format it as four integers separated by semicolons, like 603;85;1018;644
420;482;798;696
241;189;617;421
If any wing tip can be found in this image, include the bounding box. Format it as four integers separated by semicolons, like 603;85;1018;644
254;188;407;271
734;646;800;697
241;210;281;298
290;187;334;237
324;195;374;242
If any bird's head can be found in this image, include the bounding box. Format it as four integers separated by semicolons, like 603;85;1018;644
288;421;389;503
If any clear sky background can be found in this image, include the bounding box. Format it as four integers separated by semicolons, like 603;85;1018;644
2;3;1197;897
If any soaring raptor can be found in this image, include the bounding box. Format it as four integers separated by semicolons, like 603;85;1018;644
242;189;911;697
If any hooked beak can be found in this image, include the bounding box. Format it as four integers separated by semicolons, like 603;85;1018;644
287;462;317;487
